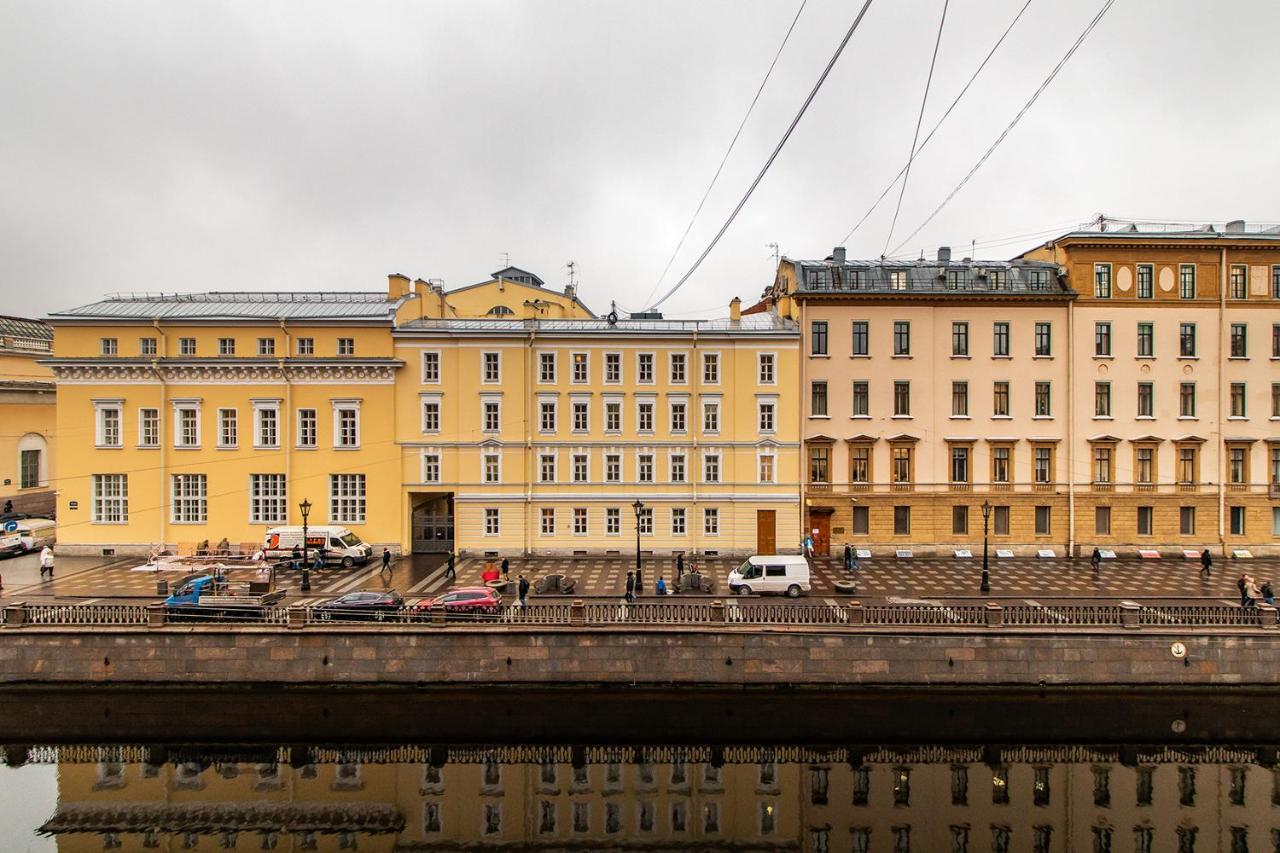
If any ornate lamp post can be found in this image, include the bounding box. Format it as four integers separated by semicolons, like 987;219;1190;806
980;500;992;594
299;498;312;592
632;499;645;574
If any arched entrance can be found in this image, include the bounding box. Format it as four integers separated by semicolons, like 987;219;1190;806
411;493;454;553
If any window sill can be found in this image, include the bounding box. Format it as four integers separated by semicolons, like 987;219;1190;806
891;415;913;420
1093;416;1114;421
1177;416;1198;421
850;354;871;359
951;355;971;360
1093;355;1114;361
809;354;831;359
809;415;831;420
1033;355;1054;360
1135;356;1155;361
1227;417;1248;421
1178;356;1199;361
850;415;872;420
950;415;971;420
1228;357;1249;361
991;415;1012;420
1032;416;1054;420
992;355;1012;360
891;355;913;359
1136;416;1156;421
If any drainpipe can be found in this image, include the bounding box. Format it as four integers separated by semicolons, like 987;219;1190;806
525;322;536;558
1217;248;1227;556
798;296;807;555
691;324;700;558
152;319;168;552
1066;296;1076;557
278;319;292;526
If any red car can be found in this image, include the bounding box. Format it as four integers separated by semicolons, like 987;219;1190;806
414;586;502;618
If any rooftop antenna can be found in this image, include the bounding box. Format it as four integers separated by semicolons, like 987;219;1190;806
499;252;511;268
766;242;780;268
565;260;577;287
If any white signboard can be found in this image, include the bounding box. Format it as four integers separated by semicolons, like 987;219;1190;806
1182;550;1200;560
1037;549;1056;559
954;549;973;559
1138;549;1161;560
1233;549;1254;560
855;549;872;559
995;549;1015;559
895;549;913;559
1098;549;1117;560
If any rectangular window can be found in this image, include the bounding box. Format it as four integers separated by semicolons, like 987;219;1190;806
297;409;317;447
1231;323;1248;358
850;446;870;483
1137;263;1154;299
670;507;685;535
483;453;500;484
1180;383;1196;417
1137;322;1154;357
670;453;686;483
1180;322;1197;357
1273;383;1280;418
91;474;128;523
483;401;500;432
573;508;588;535
852;381;869;416
891;446;912;483
138;408;159;448
1230;264;1248;299
605;352;621;383
1034;446;1052;483
992;447;1010;483
703;508;719;535
1095;322;1111;356
1272;447;1280;484
540;508;555;535
572;352;588;383
171;473;207;523
811;381;828;417
249;474;287;524
670;352;687;383
809;447;830;484
893;381;910;417
1096;506;1111;535
950;446;970;483
851;321;869;356
140;337;157;356
422;352;440;383
176;407;199;448
758;452;774;484
1229;447;1247;484
484;509;501;536
637;508;653;535
257;337;275;356
1094;446;1112;483
605;401;621;432
994;505;1010;535
572;454;588;484
255;406;279;448
1034;381;1051;417
1230;505;1246;536
96;405;122;447
1035;505;1051;536
638;454;654;483
851;505;869;534
1137;383;1154;418
893;321;910;355
811;321;828;356
540;401;556;433
329;474;366;523
993;322;1010;357
993;381;1010;417
100;337;118;356
893;506;910;536
703;453;720;483
1094;263;1112;298
757;353;774;383
952;322;969;356
989;269;1008;290
758;402;775;432
482;352;500;383
605;508;620;535
605;454;621;483
296;337;314;356
335;407;359;447
218;408;238;448
1095;382;1111;417
1274;265;1280;299
952;381;968;417
638;401;654;432
1179;264;1196;299
336;338;354;356
573;401;589;432
539;454;556;483
1230;383;1246;418
637;352;654;383
702;353;719;383
422;453;440;483
1178;447;1198;484
178;337;196;356
1136;447;1154;484
1137;506;1154;536
952;505;968;535
1034;322;1052;356
702;401;720;433
889;269;907;290
539;352;556;383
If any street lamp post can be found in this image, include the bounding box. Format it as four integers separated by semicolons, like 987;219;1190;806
299;498;312;592
980;500;992;594
632;499;644;575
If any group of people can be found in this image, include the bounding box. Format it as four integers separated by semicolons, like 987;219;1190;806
1238;574;1275;608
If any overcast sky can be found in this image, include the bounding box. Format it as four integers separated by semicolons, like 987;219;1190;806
3;0;1278;320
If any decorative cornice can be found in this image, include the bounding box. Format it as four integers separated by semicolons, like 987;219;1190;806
51;362;397;385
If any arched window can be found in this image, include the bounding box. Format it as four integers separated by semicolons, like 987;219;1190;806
486;305;515;317
17;433;48;489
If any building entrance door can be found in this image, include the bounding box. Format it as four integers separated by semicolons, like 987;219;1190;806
808;511;831;556
411;494;454;554
756;510;776;555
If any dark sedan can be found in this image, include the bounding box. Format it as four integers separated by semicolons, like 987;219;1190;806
313;590;404;621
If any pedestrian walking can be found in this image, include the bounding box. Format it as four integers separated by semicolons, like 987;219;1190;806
1263;580;1276;606
1200;548;1213;578
676;553;684;582
517;573;530;607
313;547;326;572
1090;547;1102;572
291;545;302;571
381;547;393;577
625;571;635;602
445;552;456;580
843;543;853;571
1244;576;1261;608
501;556;509;579
803;535;814;558
1238;573;1249;607
656;576;667;595
39;545;54;579
2;500;12;514
635;567;644;597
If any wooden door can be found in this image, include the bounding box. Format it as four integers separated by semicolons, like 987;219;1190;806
809;512;831;556
756;510;776;555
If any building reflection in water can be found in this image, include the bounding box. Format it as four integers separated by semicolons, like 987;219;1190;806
32;744;1280;851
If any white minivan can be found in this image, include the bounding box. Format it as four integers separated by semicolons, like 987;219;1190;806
727;555;811;598
262;526;373;568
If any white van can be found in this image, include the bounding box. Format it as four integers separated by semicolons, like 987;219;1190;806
17;519;56;552
728;555;811;598
262;526;373;568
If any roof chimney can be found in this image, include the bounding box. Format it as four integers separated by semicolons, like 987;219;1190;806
729;296;742;322
564;283;577;301
1225;219;1246;233
937;246;951;264
832;246;846;264
387;273;410;299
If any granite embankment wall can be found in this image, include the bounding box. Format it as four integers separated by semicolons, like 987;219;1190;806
1;626;1278;686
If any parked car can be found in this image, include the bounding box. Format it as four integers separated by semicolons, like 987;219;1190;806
728;555;811;598
262;525;373;568
414;586;502;618
313;590;404;621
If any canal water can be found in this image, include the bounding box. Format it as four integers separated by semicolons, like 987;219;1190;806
3;689;1278;850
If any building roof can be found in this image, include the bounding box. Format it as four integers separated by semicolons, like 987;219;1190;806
49;292;411;322
0;316;53;341
1053;218;1280;241
394;312;797;337
446;269;596;317
788;256;1069;296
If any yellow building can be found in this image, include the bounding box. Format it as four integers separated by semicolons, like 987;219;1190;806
49;269;798;557
0;316;55;517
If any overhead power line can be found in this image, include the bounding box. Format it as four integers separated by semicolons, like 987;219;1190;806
639;0;809;311
647;0;876;312
837;0;1034;247
882;0;949;255
889;0;1118;257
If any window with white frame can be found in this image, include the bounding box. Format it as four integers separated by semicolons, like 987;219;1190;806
638;353;654;383
92;474;128;523
572;401;588;432
100;337;118;356
758;353;775;384
297;409;317;447
637;508;653;535
605;400;622;432
95;402;122;448
422;397;441;433
670;401;686;433
758;401;775;433
250;474;287;524
334;404;360;448
703;400;720;433
670;453;685;483
218;408;238;448
571;352;588;383
139;408;159;448
573;507;588;535
337;338;355;356
572;453;588;483
483;399;501;433
483;452;500;483
171;474;207;523
216;337;234;356
702;352;719;383
606;507;621;534
484;508;500;535
258;337;275;356
178;337;196;356
539;401;556;433
422;452;440;483
637;401;654;433
704;452;720;483
670;352;686;383
672;507;686;535
140;337;157;356
1094;263;1112;298
173;403;200;448
539;454;556;483
329;474;366;523
482;352;500;383
605;453;621;483
604;353;621;383
539;352;556;383
758;451;775;484
704;508;719;535
255;404;280;448
638;453;654;483
296;337;314;356
540;508;555;535
422;351;440;383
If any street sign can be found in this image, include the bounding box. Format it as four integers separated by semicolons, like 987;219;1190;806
2;520;17;533
895;549;913;559
855;549;872;559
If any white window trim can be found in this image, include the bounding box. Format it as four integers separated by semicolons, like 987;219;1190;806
538;449;558;484
137;407;160;449
537;395;558;436
93;399;124;449
572;507;589;536
757;448;777;484
570;447;591;484
757;351;777;385
296;408;318;449
420;392;443;435
539;507;556;536
171;398;202;449
170;473;208;524
668;449;687;484
481;395;502;435
669;351;688;385
702;351;721;385
703;507;720;536
217;407;239;449
420;448;442;484
481;351;502;384
669;398;688;435
252;399;282;450
757;393;779;436
538;351;557;384
421;350;442;384
635;395;657;435
605;507;622;536
702;447;722;484
481;450;503;484
483;507;501;536
328;473;367;525
91;473;128;524
295;337;314;356
331;398;362;449
603;352;623;384
604;448;623;484
636;448;656;484
701;395;722;436
248;473;288;525
603;395;624;434
1094;262;1112;298
636;351;656;385
570;351;590;384
670;506;687;537
569;394;591;434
